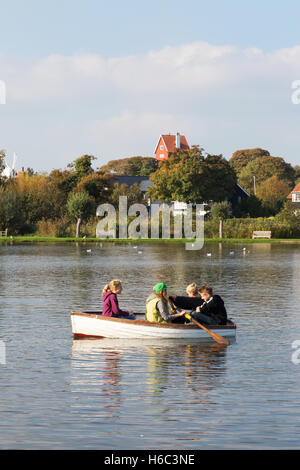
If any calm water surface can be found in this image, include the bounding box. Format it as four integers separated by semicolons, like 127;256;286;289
0;242;300;449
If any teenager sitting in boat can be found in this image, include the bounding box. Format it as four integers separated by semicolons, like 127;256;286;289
190;285;227;326
145;283;186;324
102;280;135;319
169;282;204;311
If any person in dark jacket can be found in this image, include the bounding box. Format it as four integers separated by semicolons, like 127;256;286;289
102;280;135;319
169;282;204;311
190;285;227;325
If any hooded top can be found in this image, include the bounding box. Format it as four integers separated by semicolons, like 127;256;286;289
198;295;227;325
102;291;129;317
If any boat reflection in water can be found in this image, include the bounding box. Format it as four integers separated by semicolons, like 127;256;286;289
144;341;228;411
71;338;230;426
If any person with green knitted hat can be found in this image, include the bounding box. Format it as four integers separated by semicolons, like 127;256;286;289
145;282;186;324
152;282;171;293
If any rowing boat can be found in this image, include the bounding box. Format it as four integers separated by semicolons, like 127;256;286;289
70;311;237;341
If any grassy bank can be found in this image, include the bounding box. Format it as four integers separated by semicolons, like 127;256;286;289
1;236;300;244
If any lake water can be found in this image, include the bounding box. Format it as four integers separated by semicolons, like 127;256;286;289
0;241;300;449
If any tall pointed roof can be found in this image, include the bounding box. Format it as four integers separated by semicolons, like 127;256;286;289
155;134;189;154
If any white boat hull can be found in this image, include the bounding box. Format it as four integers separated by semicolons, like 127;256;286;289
71;312;236;341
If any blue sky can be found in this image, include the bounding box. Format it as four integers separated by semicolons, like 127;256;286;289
1;0;300;57
1;0;300;171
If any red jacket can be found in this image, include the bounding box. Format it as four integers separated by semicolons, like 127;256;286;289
102;292;129;317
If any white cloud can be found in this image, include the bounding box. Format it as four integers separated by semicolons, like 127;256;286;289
2;41;300;103
1;41;300;169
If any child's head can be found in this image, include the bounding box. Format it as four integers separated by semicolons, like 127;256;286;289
103;280;123;294
153;282;170;300
199;285;213;301
186;283;199;297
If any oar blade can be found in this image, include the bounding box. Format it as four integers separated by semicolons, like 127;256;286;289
186;313;230;346
209;330;230;346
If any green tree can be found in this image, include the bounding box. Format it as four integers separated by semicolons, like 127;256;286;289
68;155;96;183
75;172;113;204
99;156;157;176
229;148;270;175
7;173;56;231
238;156;295;194
233;194;263;218
293;165;300;184
67;191;95;238
49;169;78;197
210;201;232;220
148;147;236;203
204;154;237;201
256;175;291;215
275;200;300;224
110;183;145;206
210;201;232;238
0;188;19;231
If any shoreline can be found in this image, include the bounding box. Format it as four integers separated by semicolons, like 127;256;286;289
1;236;300;244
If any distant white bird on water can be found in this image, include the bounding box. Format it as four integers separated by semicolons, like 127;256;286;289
138;251;143;254
207;252;212;257
86;249;92;253
230;251;235;255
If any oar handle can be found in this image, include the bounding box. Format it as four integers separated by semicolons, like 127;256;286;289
168;297;177;314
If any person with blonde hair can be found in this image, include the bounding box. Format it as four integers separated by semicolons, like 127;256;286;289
169;282;203;311
145;283;185;323
186;283;200;297
102;280;135;318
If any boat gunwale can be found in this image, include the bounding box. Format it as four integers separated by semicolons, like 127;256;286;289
70;311;237;330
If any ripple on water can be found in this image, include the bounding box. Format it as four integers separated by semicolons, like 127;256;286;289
0;243;300;449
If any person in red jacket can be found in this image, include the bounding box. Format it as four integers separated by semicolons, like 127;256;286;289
102;280;135;319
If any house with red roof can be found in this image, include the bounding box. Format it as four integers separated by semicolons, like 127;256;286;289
152;132;249;213
287;182;300;209
155;132;190;161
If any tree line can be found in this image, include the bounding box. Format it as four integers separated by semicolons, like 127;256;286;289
0;146;299;237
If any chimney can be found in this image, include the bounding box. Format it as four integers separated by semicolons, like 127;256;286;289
175;132;180;149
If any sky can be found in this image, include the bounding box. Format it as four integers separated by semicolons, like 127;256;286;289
1;0;300;172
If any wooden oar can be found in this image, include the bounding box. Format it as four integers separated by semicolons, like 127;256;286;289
168;297;230;346
184;312;230;346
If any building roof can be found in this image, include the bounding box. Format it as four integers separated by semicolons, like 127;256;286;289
155;134;189;154
292;182;300;192
236;183;250;197
110;175;153;193
287;181;300;199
